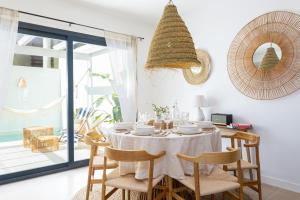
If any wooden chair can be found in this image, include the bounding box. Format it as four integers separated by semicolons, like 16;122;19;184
223;131;262;200
176;148;244;200
85;130;118;200
101;147;166;200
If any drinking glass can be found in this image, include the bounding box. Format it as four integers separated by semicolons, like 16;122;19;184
138;112;148;124
181;112;190;124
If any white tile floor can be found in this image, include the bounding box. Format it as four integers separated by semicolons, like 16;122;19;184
1;166;300;200
0;167;89;200
0;141;90;175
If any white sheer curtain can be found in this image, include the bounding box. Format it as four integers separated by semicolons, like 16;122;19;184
105;32;138;122
0;8;18;114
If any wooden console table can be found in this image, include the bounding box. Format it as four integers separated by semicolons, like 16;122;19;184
216;125;252;137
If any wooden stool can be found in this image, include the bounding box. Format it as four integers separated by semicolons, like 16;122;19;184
23;126;53;148
31;135;59;152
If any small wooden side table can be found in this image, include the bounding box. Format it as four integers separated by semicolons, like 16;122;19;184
31;135;59;153
23;126;53;148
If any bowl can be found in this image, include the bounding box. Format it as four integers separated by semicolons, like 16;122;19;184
114;122;134;130
177;125;200;133
193;121;213;128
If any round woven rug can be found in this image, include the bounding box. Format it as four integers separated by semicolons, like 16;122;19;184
72;186;254;200
73;186;146;200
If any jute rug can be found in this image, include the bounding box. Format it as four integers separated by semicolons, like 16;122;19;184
72;185;195;200
72;185;258;200
72;185;229;200
73;186;160;200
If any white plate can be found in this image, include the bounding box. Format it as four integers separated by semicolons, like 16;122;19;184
192;121;214;128
114;122;134;130
177;125;199;133
131;130;153;136
178;131;202;135
134;126;154;134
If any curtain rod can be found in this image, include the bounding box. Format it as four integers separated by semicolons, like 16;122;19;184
19;11;144;40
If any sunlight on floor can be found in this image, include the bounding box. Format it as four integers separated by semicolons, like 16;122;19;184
0;141;90;175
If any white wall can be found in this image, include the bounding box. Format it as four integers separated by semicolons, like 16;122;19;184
0;66;62;132
146;0;300;193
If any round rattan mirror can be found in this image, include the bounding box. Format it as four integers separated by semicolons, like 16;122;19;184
183;49;211;85
228;11;300;100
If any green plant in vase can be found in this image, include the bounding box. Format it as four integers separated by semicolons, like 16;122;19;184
152;104;169;121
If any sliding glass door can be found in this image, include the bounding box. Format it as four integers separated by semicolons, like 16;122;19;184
72;41;116;161
0;22;106;184
0;32;68;176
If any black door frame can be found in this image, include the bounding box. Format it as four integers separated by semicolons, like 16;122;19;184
0;22;106;185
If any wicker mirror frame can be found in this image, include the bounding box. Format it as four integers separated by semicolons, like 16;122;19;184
227;11;300;100
183;49;211;85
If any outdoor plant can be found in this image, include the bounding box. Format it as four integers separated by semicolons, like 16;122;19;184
91;72;123;123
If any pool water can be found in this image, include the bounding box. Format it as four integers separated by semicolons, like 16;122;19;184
0;131;62;143
0;131;22;142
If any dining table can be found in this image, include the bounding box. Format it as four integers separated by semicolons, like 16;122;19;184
106;127;222;181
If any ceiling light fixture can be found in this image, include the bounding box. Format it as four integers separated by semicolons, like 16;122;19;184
145;0;200;69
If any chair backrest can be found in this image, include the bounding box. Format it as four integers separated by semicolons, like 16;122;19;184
85;130;110;163
102;147;165;200
84;130;108;146
177;149;243;200
104;147;165;162
229;131;260;166
233;131;260;146
177;148;242;165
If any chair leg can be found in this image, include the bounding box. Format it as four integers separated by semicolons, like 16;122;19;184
147;190;153;200
86;167;93;200
239;187;244;200
168;176;173;200
122;189;125;200
127;190;131;200
222;192;226;200
101;184;106;200
90;168;95;191
257;169;263;200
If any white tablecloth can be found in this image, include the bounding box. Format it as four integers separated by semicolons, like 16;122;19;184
107;130;221;180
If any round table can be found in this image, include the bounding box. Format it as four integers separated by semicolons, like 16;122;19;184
107;130;221;180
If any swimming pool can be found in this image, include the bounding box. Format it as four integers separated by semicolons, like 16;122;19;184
0;131;22;142
0;131;62;143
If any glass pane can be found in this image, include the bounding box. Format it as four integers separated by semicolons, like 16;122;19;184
0;33;68;175
73;42;120;161
13;33;65;69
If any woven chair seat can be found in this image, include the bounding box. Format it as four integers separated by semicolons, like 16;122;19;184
105;168;164;193
178;168;239;196
224;160;258;170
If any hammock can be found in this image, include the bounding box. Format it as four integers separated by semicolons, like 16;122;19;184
2;96;66;115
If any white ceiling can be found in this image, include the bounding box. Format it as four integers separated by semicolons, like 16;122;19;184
67;0;197;25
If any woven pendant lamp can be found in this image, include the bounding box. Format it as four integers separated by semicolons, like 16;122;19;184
259;47;280;70
145;1;201;69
